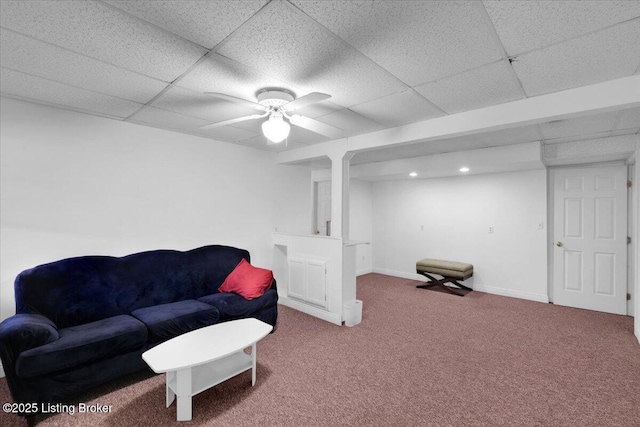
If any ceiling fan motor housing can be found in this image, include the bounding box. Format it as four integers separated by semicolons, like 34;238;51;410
257;90;294;108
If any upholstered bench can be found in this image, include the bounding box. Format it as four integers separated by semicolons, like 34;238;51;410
416;258;473;296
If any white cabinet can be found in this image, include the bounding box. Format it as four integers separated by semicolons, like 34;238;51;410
288;256;327;308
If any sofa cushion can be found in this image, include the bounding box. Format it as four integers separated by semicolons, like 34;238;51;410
131;300;220;343
218;259;274;300
198;289;278;320
15;315;147;379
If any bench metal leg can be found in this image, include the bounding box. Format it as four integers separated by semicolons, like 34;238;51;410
416;272;471;296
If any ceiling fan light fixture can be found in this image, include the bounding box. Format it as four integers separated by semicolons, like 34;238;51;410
262;113;290;143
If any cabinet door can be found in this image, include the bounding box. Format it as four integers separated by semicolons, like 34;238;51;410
288;257;306;300
305;259;327;308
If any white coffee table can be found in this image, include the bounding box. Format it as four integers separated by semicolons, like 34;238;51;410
142;318;273;421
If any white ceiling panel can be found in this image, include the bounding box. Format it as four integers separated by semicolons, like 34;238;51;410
0;29;167;104
514;19;640;96
293;0;502;86
290;100;343;119
176;53;296;102
315;109;385;137
415;61;524;114
0;0;206;82
104;0;268;49
484;0;640;56
217;1;406;107
540;111;619;140
150;86;260;123
349;90;444;127
479;125;542;147
0;1;637;166
0;67;142;118
131;106;258;142
130;105;211;131
615;107;640;131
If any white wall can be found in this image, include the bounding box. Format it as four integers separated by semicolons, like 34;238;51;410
372;169;548;302
349;178;373;275
0;97;311;320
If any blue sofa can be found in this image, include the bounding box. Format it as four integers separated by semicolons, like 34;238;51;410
0;245;278;413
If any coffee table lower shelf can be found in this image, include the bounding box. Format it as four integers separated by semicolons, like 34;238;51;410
165;349;255;421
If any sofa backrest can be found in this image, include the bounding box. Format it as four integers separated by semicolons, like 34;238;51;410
14;245;249;328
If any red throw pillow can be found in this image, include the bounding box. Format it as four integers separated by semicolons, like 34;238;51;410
219;259;273;300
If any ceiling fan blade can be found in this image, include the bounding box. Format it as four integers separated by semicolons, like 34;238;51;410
290;115;343;139
204;92;266;112
284;92;331;111
199;114;265;130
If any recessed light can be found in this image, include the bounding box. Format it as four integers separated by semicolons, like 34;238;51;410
459;167;469;172
409;172;418;177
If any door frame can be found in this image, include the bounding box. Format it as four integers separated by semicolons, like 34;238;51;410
547;161;633;315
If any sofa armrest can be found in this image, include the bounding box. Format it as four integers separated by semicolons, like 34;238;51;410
270;278;278;291
0;314;59;373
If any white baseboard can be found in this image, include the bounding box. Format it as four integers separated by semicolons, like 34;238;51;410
357;267;373;276
472;284;549;304
0;361;4;378
636;325;640;345
372;268;549;304
372;267;423;281
278;297;342;326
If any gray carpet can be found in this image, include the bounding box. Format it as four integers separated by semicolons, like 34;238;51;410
2;273;639;426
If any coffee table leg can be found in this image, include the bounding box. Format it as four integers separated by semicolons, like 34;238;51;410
251;343;257;386
166;371;176;407
176;367;192;421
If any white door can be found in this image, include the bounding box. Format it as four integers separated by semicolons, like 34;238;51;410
553;165;627;315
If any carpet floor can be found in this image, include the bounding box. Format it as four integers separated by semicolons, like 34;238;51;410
2;273;639;426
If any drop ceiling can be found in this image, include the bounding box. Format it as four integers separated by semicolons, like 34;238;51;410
1;0;639;168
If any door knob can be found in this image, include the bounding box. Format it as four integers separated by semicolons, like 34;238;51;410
556;242;563;247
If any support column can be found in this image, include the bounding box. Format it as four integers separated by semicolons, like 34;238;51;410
328;147;354;239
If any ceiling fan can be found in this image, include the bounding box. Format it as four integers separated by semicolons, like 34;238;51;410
199;89;343;143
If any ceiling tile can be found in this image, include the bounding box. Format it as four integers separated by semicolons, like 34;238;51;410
415;61;525;114
177;53;295;102
479;125;542;147
0;67;142;118
315;109;385;137
349;90;444;127
0;29;167;104
540;111;619;140
513;19;640;96
217;1;406;107
151;86;260;123
292;100;343;119
293;0;502;86
484;0;640;55
104;0;268;49
615;107;640;131
129;106;259;142
0;0;206;82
